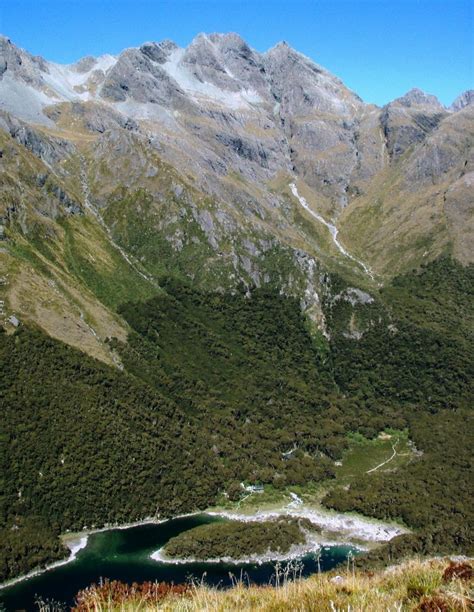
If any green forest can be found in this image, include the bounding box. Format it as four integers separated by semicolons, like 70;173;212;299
163;517;313;560
322;257;474;565
1;257;473;582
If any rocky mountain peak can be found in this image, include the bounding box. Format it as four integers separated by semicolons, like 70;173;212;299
265;40;294;55
0;32;471;231
381;88;448;159
167;32;265;99
451;89;474;112
263;40;361;118
72;56;99;73
139;40;178;63
99;46;189;108
263;41;332;81
395;87;444;109
206;33;259;69
182;32;258;72
0;35;40;81
204;32;248;48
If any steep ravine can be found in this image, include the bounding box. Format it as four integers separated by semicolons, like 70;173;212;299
289;183;375;279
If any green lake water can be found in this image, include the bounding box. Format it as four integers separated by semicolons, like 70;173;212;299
1;514;359;611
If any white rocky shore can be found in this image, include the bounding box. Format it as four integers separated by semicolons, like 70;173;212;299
206;505;406;543
150;496;408;566
0;535;88;590
150;531;344;566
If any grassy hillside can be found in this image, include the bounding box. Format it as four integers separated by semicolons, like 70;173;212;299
1;125;335;364
73;558;473;611
339;107;474;276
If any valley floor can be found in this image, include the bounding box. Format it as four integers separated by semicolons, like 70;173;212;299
1;429;412;590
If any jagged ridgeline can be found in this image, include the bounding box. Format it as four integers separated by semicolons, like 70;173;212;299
1;259;473;581
1;33;473;368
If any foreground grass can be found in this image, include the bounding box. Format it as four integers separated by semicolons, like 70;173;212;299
70;558;473;611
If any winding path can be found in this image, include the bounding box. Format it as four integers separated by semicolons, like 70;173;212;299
289;183;374;280
366;440;399;474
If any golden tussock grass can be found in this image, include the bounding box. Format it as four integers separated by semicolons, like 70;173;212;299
61;558;473;612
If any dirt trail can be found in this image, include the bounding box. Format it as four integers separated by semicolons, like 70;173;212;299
366;440;399;474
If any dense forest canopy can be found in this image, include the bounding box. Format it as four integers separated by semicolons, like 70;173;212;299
163;517;313;560
1;257;473;581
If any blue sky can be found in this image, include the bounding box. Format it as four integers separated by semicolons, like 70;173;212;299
1;0;472;106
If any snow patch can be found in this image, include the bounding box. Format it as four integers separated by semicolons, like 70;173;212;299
42;63;90;101
0;74;55;125
89;54;117;74
162;47;262;109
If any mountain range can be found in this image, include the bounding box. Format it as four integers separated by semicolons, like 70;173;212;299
0;32;472;362
0;33;473;589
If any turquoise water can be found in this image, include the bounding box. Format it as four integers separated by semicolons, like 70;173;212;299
1;515;359;611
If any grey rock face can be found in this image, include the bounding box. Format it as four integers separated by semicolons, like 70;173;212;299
215;133;269;166
403;105;474;186
181;35;238;91
211;33;266;87
263;41;361;116
451;90;474;112
261;42;379;204
140;40;177;63
100;48;188;108
1;32;468;213
180;33;267;95
73;56;99;73
396;88;444;110
38;175;82;215
0;111;75;166
0;32;472;278
0;36;46;87
381;89;448;159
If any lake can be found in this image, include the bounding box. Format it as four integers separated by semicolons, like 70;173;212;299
0;514;359;611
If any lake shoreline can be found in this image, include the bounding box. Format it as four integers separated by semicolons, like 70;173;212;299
206;504;408;544
0;516;171;591
0;537;89;592
149;499;408;566
0;501;407;591
151;532;364;566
